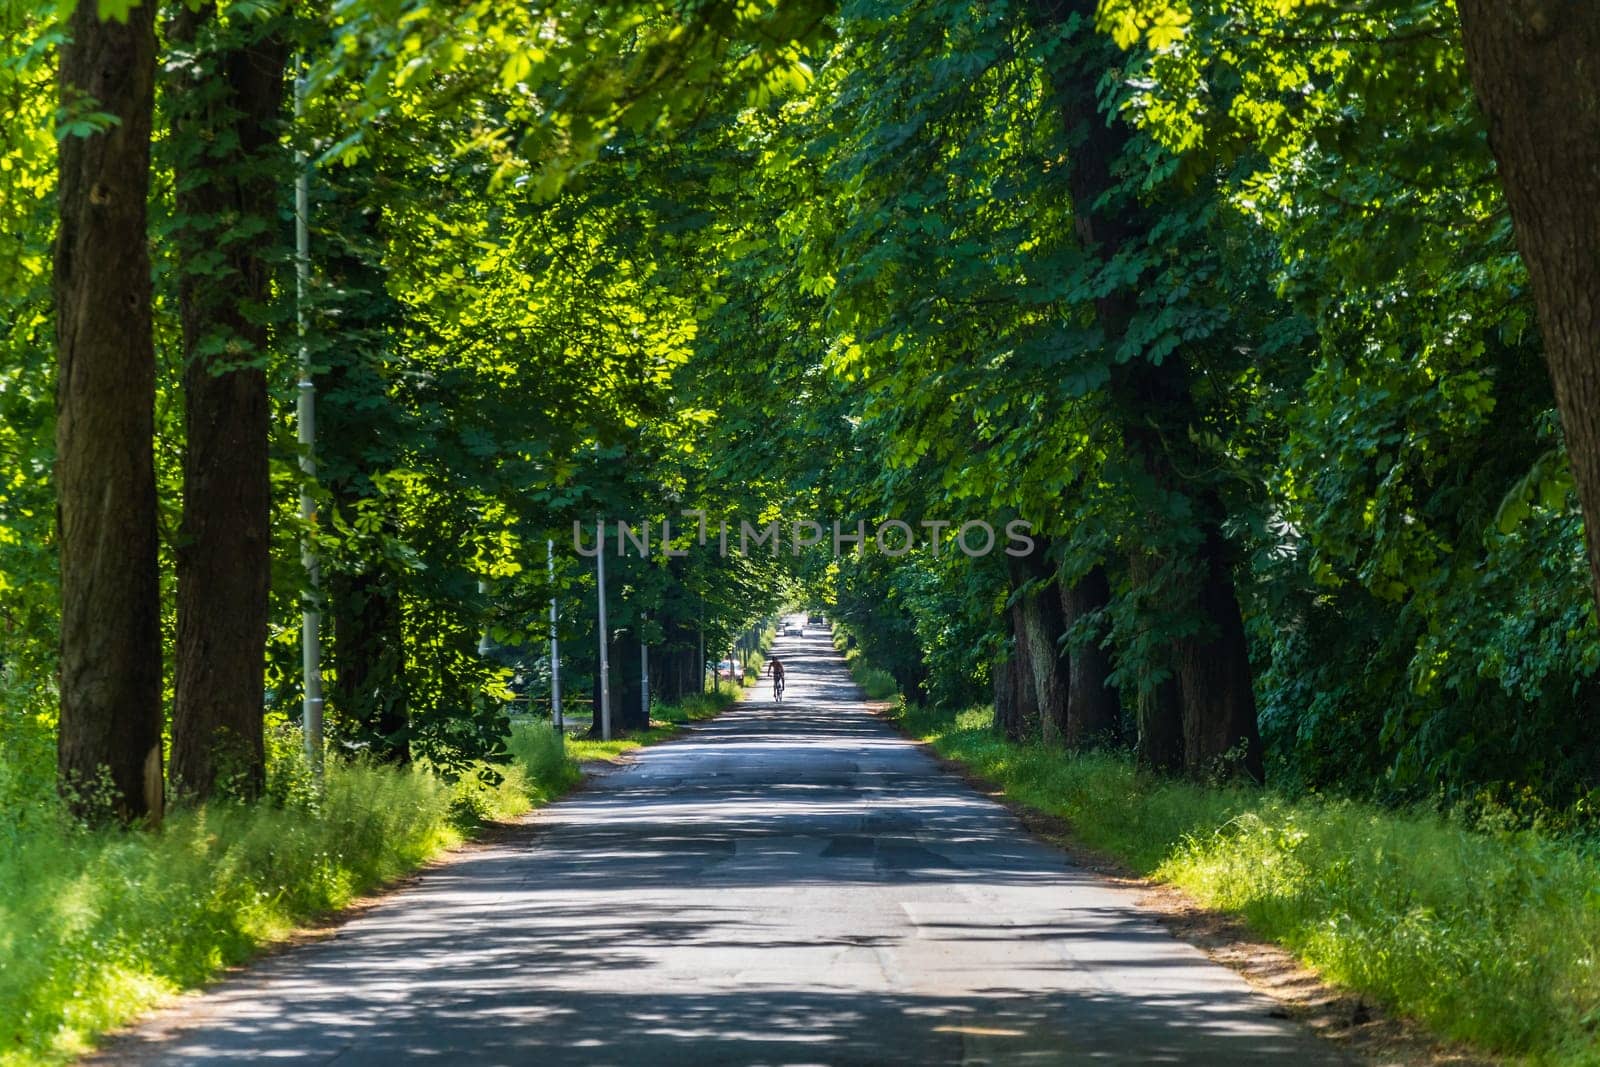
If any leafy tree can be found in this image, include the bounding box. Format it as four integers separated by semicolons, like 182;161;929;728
165;0;291;801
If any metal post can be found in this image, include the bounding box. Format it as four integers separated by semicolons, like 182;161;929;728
477;578;491;656
548;539;562;743
640;634;649;725
596;523;611;741
294;59;323;779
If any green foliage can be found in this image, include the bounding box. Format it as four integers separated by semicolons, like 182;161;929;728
0;2;62;692
899;703;1600;1062
8;0;1600;1059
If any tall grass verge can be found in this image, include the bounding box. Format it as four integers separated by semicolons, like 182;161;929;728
842;646;899;701
0;720;575;1066
897;703;1600;1063
829;622;900;702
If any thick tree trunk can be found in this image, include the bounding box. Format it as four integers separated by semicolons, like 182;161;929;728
1008;546;1068;745
1116;362;1264;780
992;649;1026;741
1174;529;1263;780
1127;554;1185;774
316;177;413;765
1028;0;1262;779
1457;2;1600;612
1004;597;1041;741
593;627;649;735
894;662;930;706
54;0;164;824
167;4;287;801
1060;564;1120;747
1137;663;1185;774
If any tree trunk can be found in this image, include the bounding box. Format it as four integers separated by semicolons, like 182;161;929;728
1457;2;1600;612
1128;554;1184;774
593;626;649;735
992;649;1024;741
1060;564;1120;747
1115;362;1264;781
167;4;287;801
1008;545;1068;745
1004;596;1041;742
315;172;413;765
1028;0;1262;779
1174;529;1263;780
55;0;164;825
1137;661;1185;774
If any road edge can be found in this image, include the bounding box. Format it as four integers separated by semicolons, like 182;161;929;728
870;706;1498;1067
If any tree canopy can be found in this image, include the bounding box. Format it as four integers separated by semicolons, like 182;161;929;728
3;0;1600;826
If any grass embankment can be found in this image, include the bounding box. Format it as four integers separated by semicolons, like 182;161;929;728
832;626;900;701
0;723;575;1067
895;704;1600;1063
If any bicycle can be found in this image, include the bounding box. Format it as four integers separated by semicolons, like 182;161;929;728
773;675;785;702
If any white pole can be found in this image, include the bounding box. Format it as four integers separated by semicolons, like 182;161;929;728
548;539;562;743
294;59;324;779
596;523;611;741
477;578;491;655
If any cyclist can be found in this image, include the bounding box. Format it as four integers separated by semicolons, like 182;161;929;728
768;656;786;701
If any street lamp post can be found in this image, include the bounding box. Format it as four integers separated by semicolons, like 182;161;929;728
596;524;611;741
294;59;323;779
548;539;562;744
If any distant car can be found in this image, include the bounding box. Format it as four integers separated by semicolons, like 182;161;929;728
807;613;823;625
784;617;804;636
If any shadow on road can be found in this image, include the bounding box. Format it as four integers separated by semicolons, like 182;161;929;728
97;631;1346;1066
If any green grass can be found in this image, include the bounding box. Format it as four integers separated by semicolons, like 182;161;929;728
0;721;576;1066
896;703;1600;1063
842;648;900;701
830;623;900;702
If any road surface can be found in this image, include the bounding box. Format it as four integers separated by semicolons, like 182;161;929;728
103;631;1348;1065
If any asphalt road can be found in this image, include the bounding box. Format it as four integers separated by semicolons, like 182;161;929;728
103;631;1349;1066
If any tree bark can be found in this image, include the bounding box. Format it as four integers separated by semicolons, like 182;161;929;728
55;0;164;824
167;4;287;801
593;626;649;735
1457;2;1600;611
993;649;1018;738
1003;597;1041;741
1137;661;1186;774
1007;545;1068;745
1060;564;1120;747
1127;554;1184;774
317;176;413;764
1174;529;1263;779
